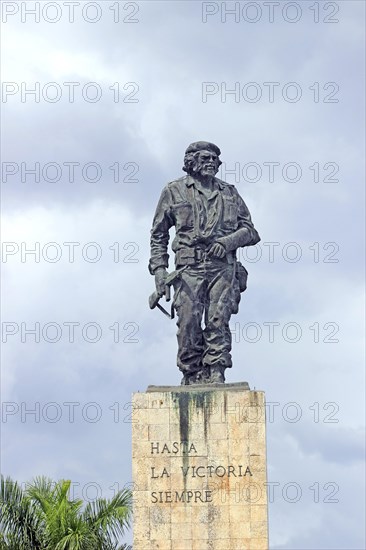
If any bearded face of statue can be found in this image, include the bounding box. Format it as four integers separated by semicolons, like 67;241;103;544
183;149;221;179
195;150;220;178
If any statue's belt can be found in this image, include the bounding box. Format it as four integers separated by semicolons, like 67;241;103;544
175;247;235;265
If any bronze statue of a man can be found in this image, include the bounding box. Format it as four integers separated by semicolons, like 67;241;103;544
149;141;260;385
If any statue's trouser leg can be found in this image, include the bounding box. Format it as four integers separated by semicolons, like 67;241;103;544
173;270;206;375
202;263;234;371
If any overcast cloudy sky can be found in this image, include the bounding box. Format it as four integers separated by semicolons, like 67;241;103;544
1;1;365;548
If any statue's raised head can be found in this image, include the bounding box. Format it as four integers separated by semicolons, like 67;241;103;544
183;141;222;177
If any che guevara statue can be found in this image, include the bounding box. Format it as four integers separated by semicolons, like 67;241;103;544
149;141;260;385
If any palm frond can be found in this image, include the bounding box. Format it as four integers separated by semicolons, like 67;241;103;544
83;489;132;545
1;476;132;550
0;476;44;549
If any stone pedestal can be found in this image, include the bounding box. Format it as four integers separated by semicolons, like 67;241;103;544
132;383;268;550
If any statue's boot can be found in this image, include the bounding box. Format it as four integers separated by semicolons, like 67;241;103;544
180;372;197;385
210;365;225;384
181;368;210;385
196;368;211;384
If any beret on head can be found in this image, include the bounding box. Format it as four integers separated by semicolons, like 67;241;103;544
185;141;221;156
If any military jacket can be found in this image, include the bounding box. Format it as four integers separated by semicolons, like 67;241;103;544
149;175;260;274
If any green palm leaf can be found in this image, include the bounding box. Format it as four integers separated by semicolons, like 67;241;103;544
83;489;132;547
0;476;44;549
0;476;132;550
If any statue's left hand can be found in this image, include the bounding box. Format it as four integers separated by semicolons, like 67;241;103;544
207;242;226;259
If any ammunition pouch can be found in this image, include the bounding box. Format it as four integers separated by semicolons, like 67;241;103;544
236;261;248;292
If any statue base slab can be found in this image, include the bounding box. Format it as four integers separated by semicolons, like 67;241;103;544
147;381;250;393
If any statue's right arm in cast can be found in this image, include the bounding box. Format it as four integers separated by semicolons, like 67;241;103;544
149;186;174;296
